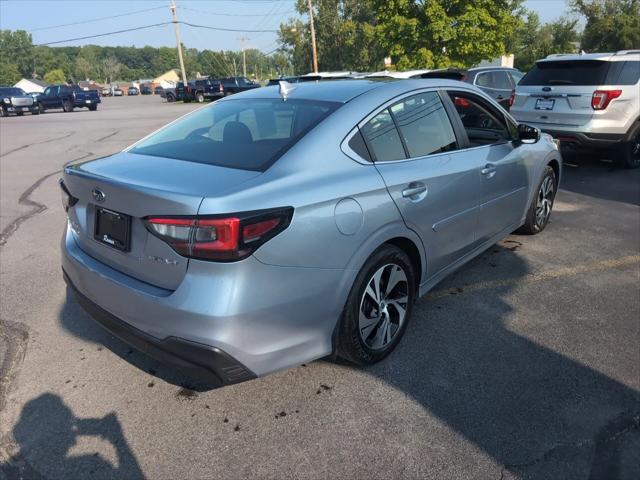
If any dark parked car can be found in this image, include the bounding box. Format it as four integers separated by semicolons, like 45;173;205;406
220;76;260;95
140;85;152;95
127;87;139;96
413;67;524;110
37;84;101;112
161;87;176;102
180;78;225;103
0;87;39;117
154;86;164;95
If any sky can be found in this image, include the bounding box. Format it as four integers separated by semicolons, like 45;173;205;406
0;0;571;53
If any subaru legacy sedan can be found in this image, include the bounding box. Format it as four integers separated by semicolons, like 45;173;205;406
61;79;561;386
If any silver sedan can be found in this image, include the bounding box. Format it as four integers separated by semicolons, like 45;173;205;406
61;79;561;386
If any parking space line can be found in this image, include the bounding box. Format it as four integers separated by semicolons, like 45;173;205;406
427;254;640;300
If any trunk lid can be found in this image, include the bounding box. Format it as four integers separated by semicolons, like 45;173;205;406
63;151;261;290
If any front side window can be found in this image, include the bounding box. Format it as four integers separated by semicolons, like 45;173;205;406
361;109;406;162
447;91;512;146
389;92;457;157
129;99;339;171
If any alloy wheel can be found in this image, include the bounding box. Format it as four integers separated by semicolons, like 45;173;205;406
359;263;409;350
535;175;554;228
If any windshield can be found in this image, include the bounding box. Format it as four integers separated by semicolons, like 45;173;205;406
520;60;610;86
0;88;25;96
129;98;340;171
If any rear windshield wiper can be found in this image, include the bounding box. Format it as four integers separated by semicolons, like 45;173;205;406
547;79;576;85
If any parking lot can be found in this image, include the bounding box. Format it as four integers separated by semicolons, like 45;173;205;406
0;95;638;479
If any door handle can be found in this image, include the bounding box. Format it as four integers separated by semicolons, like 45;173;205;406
496;95;504;100
481;164;497;175
402;182;427;198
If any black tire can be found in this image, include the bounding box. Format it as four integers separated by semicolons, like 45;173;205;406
32;109;39;115
0;107;5;117
17;111;23;116
62;101;73;113
517;165;557;235
89;104;97;111
166;93;175;103
616;125;640;169
336;244;415;366
196;92;205;103
38;104;45;114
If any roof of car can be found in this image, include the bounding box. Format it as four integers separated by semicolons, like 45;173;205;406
231;78;481;103
540;50;640;62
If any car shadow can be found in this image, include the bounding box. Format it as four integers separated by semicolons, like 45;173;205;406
560;153;640;206
364;244;640;478
58;290;218;391
0;393;144;479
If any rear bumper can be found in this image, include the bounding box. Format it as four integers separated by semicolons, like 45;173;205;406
529;127;625;150
64;270;256;386
61;223;344;379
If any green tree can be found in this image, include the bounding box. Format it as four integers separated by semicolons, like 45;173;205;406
74;57;93;81
0;62;21;85
572;0;640;51
0;30;34;77
43;69;66;84
373;0;524;69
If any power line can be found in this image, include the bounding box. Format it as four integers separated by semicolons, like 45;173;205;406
180;21;278;33
180;6;295;17
34;23;172;46
27;6;166;33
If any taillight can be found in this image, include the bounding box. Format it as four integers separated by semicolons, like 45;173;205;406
508;89;515;107
219;84;224;92
59;179;78;211
591;90;621;110
454;97;470;107
145;207;293;261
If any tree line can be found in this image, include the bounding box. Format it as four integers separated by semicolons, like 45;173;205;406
0;30;290;86
1;0;638;87
279;0;639;73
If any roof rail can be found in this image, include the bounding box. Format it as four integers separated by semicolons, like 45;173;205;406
615;49;640;56
545;53;578;59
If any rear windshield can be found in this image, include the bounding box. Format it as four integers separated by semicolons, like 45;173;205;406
520;60;610;86
129;98;340;171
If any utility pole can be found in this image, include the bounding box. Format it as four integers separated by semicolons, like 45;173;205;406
169;0;188;85
238;36;249;78
307;0;318;73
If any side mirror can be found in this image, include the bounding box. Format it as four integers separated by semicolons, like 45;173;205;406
518;123;540;144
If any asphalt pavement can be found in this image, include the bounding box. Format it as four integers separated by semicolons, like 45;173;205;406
0;95;638;480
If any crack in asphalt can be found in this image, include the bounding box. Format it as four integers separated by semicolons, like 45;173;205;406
501;411;640;477
0;131;75;158
96;129;120;142
0;321;29;415
0;151;93;247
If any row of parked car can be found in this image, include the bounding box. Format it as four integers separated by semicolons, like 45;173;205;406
165;76;260;103
101;85;165;97
0;84;101;116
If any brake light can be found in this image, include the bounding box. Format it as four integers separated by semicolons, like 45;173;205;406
454;97;470;107
59;179;78;211
219;84;224;92
591;90;621;110
508;89;515;107
145;208;293;261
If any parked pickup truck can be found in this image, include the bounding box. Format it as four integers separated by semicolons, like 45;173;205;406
220;77;260;95
37;84;101;112
0;87;39;117
178;78;225;103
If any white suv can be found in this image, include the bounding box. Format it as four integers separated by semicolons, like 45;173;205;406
511;50;640;168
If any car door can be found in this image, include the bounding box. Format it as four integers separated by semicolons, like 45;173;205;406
41;86;58;109
444;90;529;243
359;90;482;277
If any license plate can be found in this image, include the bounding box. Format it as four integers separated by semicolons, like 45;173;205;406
22;107;29;111
94;207;131;252
535;98;555;110
85;100;91;104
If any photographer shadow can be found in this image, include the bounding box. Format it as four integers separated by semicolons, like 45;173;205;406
0;393;144;479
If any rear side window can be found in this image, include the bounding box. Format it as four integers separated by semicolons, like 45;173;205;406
389;92;457;157
607;61;640;85
362;110;406;161
520;60;610;86
509;70;524;85
476;71;512;89
129;99;339;171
